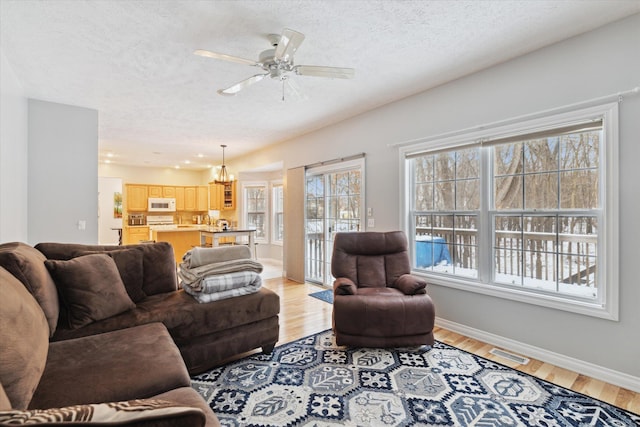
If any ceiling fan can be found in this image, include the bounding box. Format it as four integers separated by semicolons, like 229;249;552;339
195;28;355;96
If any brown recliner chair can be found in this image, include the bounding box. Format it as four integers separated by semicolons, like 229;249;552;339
331;231;436;347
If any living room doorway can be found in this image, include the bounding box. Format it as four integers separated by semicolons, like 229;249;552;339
304;156;365;286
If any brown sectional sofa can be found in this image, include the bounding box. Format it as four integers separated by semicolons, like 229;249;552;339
0;241;281;425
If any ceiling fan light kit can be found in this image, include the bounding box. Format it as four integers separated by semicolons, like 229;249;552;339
195;28;354;97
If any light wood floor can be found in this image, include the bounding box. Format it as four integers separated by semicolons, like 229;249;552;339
259;277;640;415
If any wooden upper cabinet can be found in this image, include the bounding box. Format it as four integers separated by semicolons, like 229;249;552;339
126;185;148;211
209;183;222;210
184;187;197;211
197;186;208;211
222;181;236;210
162;186;176;198
148;186;175;198
208;181;236;210
148;186;162;198
175;186;185;211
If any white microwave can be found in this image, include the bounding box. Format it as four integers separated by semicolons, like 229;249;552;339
148;197;176;212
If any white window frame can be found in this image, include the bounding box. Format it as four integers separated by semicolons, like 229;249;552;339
242;181;269;243
400;103;619;320
271;181;284;246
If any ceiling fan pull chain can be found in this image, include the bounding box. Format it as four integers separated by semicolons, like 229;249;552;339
282;79;285;102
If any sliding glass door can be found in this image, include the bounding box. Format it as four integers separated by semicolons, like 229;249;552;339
305;158;364;285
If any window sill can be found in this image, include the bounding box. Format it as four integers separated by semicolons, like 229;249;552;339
415;270;618;321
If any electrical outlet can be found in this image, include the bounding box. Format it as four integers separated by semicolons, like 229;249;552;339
367;207;373;217
367;218;375;228
78;220;86;230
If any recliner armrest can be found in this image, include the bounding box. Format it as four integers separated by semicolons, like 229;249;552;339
392;274;427;295
333;278;357;295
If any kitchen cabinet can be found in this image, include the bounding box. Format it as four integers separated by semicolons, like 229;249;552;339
148;186;175;198
197;186;208;211
222;181;236;210
209;183;221;210
184;187;197;211
126;185;148;211
124;226;150;245
151;229;201;264
148;186;162;198
162;186;176;198
175;186;185;211
208;181;236;211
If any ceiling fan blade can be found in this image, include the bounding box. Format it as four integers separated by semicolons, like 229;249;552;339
273;28;305;63
294;65;355;79
217;73;268;96
194;49;259;66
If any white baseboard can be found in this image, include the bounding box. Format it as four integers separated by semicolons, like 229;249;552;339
435;317;640;394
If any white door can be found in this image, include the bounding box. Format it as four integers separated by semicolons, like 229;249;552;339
305;158;365;285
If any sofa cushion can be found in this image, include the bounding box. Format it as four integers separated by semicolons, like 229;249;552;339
0;267;49;410
45;254;136;329
153;387;220;427
30;323;191;409
50;287;281;343
78;247;147;302
0;398;206;426
35;242;178;296
0;384;11;411
0;242;59;336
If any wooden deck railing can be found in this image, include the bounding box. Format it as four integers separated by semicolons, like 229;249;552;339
305;229;597;288
416;227;597;287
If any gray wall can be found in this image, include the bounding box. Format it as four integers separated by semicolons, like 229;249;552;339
232;14;640;378
0;48;28;243
28;99;98;244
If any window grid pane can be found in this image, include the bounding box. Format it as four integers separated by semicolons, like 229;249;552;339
246;186;266;239
412;146;480;279
273;185;284;242
411;122;603;304
490;128;600;299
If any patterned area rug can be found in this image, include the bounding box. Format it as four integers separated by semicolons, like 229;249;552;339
191;330;639;426
309;289;333;304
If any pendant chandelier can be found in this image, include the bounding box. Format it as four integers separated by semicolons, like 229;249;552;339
214;144;233;185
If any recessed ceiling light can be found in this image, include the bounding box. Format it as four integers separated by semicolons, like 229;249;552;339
104;159;111;164
197;153;204;158
106;152;114;158
184;160;191;164
174;165;180;169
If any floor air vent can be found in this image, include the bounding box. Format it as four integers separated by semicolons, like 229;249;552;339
489;348;530;365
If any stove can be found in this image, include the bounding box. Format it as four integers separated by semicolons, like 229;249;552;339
146;215;175;226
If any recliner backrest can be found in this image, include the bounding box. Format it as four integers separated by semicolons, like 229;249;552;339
331;231;411;287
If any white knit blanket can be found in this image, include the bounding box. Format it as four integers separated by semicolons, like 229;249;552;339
181;271;262;303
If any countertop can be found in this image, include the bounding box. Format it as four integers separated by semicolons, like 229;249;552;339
150;225;256;233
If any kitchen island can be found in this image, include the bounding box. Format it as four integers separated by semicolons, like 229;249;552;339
199;229;257;259
150;225;256;263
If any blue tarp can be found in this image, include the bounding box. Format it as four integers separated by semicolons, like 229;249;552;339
416;236;452;267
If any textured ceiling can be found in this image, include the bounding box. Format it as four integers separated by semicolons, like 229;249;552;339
1;1;639;170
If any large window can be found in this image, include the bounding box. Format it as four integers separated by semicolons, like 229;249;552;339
272;183;284;244
403;104;618;319
245;185;267;240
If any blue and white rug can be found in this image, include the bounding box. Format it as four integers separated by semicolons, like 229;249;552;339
309;289;333;304
191;330;639;426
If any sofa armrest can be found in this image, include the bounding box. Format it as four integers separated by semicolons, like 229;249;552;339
0;399;206;426
392;274;427;295
333;277;357;296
